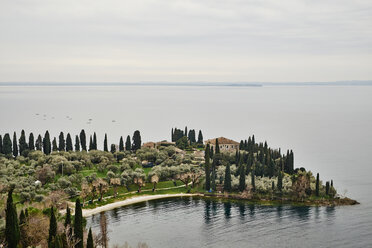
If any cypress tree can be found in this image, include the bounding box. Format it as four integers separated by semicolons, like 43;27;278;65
80;130;87;151
28;133;35;150
19;130;28;155
110;144;116;153
89;136;93;151
224;163;231;192
272;181;275;191
87;228;93;248
171;128;174;142
215;138;220;154
75;135;80;151
64;206;71;227
211;161;216;191
277;170;283;192
204;145;211;191
48;207;57;247
251;166;256;192
52;138;58;152
331;180;333;187
0;135;3;154
315;173;320;196
184;126;187;138
3;133;12;155
58;132;65;151
35;135;43;151
43;131;51;155
93;132;97;150
66;133;73;151
5;188;20;248
125;135;131;151
326;181;330;196
74;198;83;248
238;163;246;192
103;134;108;152
12;132;18;157
19;210;26;225
132;130;141;151
119;136;124;152
25;209;28;218
197;130;203;144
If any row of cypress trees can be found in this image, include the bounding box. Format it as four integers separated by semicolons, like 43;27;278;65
171;127;203;144
5;187;93;248
0;129;142;157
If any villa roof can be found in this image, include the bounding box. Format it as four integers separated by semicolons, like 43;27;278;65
205;137;239;145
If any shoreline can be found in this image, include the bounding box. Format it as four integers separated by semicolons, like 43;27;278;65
82;193;200;217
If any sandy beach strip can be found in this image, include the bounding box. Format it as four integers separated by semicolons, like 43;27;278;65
82;193;200;217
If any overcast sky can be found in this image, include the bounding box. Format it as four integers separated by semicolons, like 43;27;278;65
0;0;371;82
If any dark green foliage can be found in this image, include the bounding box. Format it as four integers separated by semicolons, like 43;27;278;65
176;136;188;150
104;134;108;152
65;206;71;227
58;132;65;151
125;135;131;151
197;130;203;144
19;210;26;225
326;181;330;196
25;209;28;218
251;167;256;192
204;145;211;191
87;228;94;248
188;129;196;144
184;126;187;139
66;133;73;151
215;138;220;154
0;135;3;154
12;132;18;157
224;163;231;192
28;133;35;150
272;181;275;191
315;173;320;196
80;129;87;151
74;198;83;248
3;133;12;155
48;207;57;247
211;160;216;191
75;135;80;151
238;162;246;192
36;134;43;151
331;180;333;187
110;144;116;153
52;138;58;152
93;132;97;150
172;128;184;142
277;170;283;192
132;130;141;151
19;130;28;156
43;131;51;155
119;136;124;152
89;136;93;151
5;188;20;248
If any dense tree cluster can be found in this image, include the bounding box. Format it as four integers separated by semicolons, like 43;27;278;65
171;127;204;149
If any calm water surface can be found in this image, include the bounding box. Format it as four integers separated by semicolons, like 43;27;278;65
0;85;371;247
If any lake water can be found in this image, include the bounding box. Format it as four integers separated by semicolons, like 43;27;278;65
0;85;371;247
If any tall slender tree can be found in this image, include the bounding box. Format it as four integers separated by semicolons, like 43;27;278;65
277;170;283;192
12;132;18;157
5;188;20;248
43;131;51;155
0;135;2;154
132;130;141;151
74;199;83;248
87;228;93;248
238;162;246;192
64;206;71;227
19;130;28;155
103;134;108;152
28;132;35;150
215;138;220;154
48;207;57;247
197;130;203;144
35;135;42;151
58;132;65;151
66;133;73;151
79;130;86;151
125;135;131;151
119;136;124;152
75;135;80;151
251;165;256;192
224;163;231;192
325;181;330;196
204;145;211;191
211;160;216;191
110;144;116;153
93;132;97;150
315;173;320;197
52;138;58;152
89;136;93;151
3;133;12;155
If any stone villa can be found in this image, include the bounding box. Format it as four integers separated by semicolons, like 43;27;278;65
204;137;240;152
